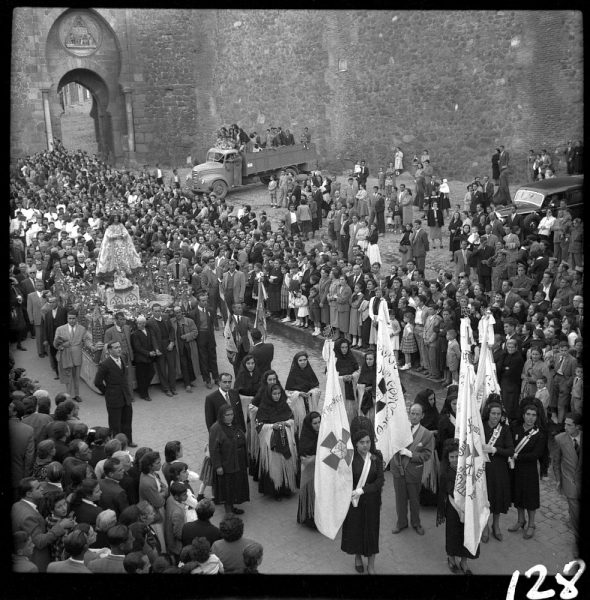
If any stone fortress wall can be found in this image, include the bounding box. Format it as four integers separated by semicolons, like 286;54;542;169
11;8;583;181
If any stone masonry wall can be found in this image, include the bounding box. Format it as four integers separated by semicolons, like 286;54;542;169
11;9;583;182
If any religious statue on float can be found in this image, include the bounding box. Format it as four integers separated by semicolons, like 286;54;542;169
96;213;142;276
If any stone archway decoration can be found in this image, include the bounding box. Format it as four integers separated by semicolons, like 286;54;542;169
59;12;103;57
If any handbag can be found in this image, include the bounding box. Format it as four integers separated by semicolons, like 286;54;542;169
399;244;408;254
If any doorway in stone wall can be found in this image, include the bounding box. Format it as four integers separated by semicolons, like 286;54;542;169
57;69;114;162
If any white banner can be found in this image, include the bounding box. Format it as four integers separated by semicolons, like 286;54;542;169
375;301;413;466
454;318;490;556
474;312;501;413
314;347;354;540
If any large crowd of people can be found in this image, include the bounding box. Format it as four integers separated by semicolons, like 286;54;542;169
9;139;583;574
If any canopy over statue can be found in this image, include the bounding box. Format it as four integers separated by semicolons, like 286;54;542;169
96;214;142;275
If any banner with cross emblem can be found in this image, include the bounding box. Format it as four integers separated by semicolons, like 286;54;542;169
314;346;354;539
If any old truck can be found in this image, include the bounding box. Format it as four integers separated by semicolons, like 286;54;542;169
191;143;319;199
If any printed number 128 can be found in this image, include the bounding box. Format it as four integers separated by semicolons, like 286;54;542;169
506;560;585;600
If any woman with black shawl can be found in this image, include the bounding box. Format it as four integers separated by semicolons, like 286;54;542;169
209;404;250;516
255;383;298;499
356;351;377;425
414;389;440;507
436;386;458;460
297;411;321;528
333;338;360;426
285;352;322;434
436;438;480;574
249;370;280;478
233;354;262;399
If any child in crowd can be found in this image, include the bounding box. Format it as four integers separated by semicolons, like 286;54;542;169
400;311;417;370
308;286;321;336
390;311;401;363
571;365;583;415
445;329;461;386
349;283;364;348
385;169;395;197
385;198;394;233
268;175;278;208
439;178;450;217
535;375;550;415
293;289;309;328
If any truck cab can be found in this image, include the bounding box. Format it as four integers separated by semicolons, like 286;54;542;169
192;148;243;198
192;142;318;199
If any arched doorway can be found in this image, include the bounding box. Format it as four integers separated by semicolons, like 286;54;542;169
57;69;114;161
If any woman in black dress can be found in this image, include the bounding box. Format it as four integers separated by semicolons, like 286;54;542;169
297;411;321;528
491;148;501;184
255;383;298;500
436;386;458;460
508;403;546;540
334;338;361;425
340;428;384;575
209;405;250;516
481;400;514;543
357;351;377;424
285;352;322;428
249;369;279;478
414;389;440;506
448;211;463;258
436;439;480;575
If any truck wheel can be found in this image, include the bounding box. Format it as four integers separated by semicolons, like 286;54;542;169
259;175;271;185
285;166;299;178
211;180;228;199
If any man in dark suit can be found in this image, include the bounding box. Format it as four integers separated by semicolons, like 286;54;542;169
250;328;274;375
147;303;177;397
41;297;67;377
201;255;226;324
181;498;222;547
19;267;38;337
453;240;472;278
191;291;220;389
356;160;369;187
168;251;189;281
391;403;434;536
504;205;524;239
11;477;75;572
230;303;252;375
98;457;130;517
410;219;429;273
130;315;156;401
94;341;136;447
204;373;246;432
552;413;582;540
64;254;85;279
